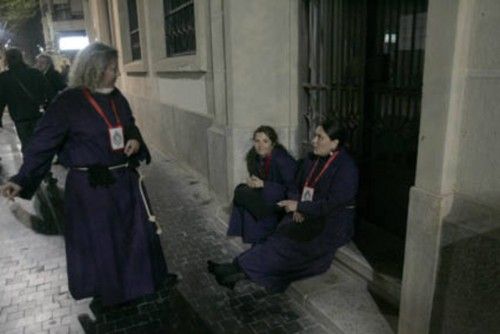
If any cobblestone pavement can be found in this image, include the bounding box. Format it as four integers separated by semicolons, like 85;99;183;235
0;123;91;334
0;117;329;334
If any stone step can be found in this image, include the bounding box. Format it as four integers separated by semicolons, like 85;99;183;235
335;243;402;308
288;264;398;334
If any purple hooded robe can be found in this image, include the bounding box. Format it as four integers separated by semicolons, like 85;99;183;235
10;88;168;305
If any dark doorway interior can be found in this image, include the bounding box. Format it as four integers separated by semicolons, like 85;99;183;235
300;0;428;279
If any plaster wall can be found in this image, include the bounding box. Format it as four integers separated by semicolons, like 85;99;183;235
224;0;298;128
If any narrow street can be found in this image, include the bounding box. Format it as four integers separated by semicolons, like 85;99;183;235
0;117;328;334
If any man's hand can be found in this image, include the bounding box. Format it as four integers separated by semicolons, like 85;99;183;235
124;139;140;157
1;182;22;201
277;200;298;213
293;212;305;223
246;175;264;188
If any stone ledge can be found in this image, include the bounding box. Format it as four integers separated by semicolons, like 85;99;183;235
288;264;397;334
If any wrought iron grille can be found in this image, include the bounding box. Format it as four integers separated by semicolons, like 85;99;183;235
299;0;366;155
300;0;428;242
163;0;196;57
127;0;141;61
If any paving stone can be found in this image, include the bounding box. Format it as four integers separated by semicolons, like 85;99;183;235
23;322;43;334
4;328;23;334
6;310;23;322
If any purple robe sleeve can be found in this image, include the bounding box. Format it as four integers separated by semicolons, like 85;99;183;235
297;159;358;218
265;153;298;198
10;97;69;199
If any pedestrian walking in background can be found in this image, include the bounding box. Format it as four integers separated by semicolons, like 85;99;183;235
35;53;67;109
225;125;297;244
1;42;175;306
60;62;71;84
0;48;47;149
209;119;359;292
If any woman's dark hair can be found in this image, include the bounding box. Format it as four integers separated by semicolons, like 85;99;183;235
252;125;279;145
245;125;284;175
319;119;347;147
5;48;26;69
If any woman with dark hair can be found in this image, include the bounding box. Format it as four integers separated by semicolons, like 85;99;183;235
209;120;358;292
226;125;297;244
1;43;175;306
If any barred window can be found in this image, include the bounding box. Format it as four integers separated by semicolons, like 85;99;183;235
163;0;196;57
127;0;141;60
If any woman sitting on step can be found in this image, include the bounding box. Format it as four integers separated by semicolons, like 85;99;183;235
226;125;297;244
209;119;359;293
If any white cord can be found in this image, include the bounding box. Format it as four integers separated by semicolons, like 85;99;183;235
138;172;162;235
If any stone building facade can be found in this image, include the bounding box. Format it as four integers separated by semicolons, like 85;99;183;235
82;1;499;333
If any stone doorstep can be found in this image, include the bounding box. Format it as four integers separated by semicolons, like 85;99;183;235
287;265;397;334
335;244;402;308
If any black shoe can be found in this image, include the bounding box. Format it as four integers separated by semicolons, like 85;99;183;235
207;260;217;274
207;261;239;277
215;272;246;290
165;273;178;286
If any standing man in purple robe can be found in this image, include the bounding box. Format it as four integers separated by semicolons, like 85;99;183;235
224;125;297;244
208;119;359;292
1;42;176;306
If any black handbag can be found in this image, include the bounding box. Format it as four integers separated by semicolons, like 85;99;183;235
233;184;277;220
278;217;326;242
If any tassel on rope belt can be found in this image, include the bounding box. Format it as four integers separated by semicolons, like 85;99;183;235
72;163;162;235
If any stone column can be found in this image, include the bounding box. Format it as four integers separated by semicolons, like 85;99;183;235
399;0;500;333
207;0;300;200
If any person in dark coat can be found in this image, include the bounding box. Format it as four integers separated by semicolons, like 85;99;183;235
208;120;359;293
226;125;297;244
35;53;67;108
0;48;47;149
1;42;175;306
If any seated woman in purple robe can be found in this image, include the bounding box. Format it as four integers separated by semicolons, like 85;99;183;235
1;43;175;306
226;125;297;244
208;119;358;293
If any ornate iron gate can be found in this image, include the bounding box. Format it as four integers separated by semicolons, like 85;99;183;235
300;0;428;256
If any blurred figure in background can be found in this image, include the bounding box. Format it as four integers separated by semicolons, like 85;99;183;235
35;53;66;109
0;48;47;149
